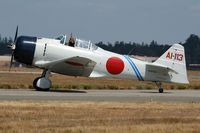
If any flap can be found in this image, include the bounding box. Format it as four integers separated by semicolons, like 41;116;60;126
35;56;95;67
35;56;96;76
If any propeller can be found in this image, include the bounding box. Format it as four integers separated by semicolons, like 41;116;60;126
8;26;18;71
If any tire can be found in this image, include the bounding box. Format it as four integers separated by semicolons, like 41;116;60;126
159;88;164;93
33;77;50;91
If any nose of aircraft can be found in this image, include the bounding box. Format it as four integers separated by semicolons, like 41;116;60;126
14;36;37;65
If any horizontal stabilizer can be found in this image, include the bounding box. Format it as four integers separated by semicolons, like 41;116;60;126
146;44;189;84
146;63;178;74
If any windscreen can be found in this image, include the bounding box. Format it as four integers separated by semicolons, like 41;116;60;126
75;39;98;50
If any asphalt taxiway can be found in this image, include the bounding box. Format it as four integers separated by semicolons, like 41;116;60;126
0;89;199;102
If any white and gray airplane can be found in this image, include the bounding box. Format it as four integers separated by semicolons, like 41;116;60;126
8;27;189;93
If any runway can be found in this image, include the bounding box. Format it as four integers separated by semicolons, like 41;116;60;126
0;89;199;102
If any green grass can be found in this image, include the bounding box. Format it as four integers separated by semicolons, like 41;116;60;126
52;84;63;89
192;85;200;89
170;85;175;90
145;85;153;90
28;84;34;89
177;85;187;90
188;85;200;90
18;84;25;88
107;85;119;90
136;85;143;90
64;84;72;89
0;84;12;89
93;84;105;89
135;84;154;90
1;82;199;91
82;84;92;90
71;84;80;89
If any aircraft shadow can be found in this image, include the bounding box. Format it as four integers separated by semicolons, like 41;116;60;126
49;89;87;93
139;91;172;94
32;89;87;93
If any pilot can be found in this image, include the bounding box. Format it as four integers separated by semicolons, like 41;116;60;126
69;32;75;47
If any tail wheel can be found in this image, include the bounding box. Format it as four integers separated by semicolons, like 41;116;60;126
159;88;163;93
155;82;164;93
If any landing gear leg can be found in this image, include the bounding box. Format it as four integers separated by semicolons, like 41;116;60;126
155;82;163;93
33;69;52;91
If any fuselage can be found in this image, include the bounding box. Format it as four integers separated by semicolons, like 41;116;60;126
14;36;147;81
13;35;189;84
33;37;147;81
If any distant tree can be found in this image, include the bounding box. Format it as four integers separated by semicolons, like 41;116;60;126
3;37;8;43
0;36;12;55
96;40;170;57
8;37;13;44
183;34;200;66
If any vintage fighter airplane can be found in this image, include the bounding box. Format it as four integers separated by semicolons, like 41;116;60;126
8;27;189;93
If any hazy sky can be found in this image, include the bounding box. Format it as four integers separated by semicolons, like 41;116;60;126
0;0;200;44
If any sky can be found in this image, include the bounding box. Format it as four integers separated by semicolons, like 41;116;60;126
0;0;200;44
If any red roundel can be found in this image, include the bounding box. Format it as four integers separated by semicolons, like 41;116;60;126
106;57;124;75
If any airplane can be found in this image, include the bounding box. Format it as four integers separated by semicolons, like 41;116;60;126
8;27;189;93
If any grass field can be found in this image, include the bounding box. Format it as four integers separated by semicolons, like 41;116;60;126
0;66;200;90
0;101;199;133
0;66;200;133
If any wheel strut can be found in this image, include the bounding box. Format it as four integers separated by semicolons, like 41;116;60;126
33;69;52;91
42;69;51;78
155;81;163;93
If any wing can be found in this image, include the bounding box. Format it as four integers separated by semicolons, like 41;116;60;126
35;56;96;76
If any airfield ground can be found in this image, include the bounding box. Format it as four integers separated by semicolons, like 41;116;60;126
0;66;200;133
0;101;199;133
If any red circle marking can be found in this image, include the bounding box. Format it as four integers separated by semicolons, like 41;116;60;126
106;57;124;75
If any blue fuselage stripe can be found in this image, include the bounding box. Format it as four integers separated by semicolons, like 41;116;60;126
127;56;144;81
124;56;144;81
124;56;141;81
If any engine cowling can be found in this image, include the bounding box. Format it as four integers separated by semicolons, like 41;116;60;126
14;36;37;65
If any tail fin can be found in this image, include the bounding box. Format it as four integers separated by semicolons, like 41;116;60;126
154;44;189;84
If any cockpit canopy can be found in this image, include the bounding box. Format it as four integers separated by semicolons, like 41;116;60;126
55;35;98;50
75;39;98;50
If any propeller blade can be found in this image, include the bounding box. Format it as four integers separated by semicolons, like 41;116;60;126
14;26;18;43
9;26;18;71
7;26;18;51
9;52;14;71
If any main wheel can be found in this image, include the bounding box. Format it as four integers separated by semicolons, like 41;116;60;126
159;88;163;93
33;77;41;90
33;77;51;91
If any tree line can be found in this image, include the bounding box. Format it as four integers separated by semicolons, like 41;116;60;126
0;35;12;55
96;34;200;67
0;34;200;67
